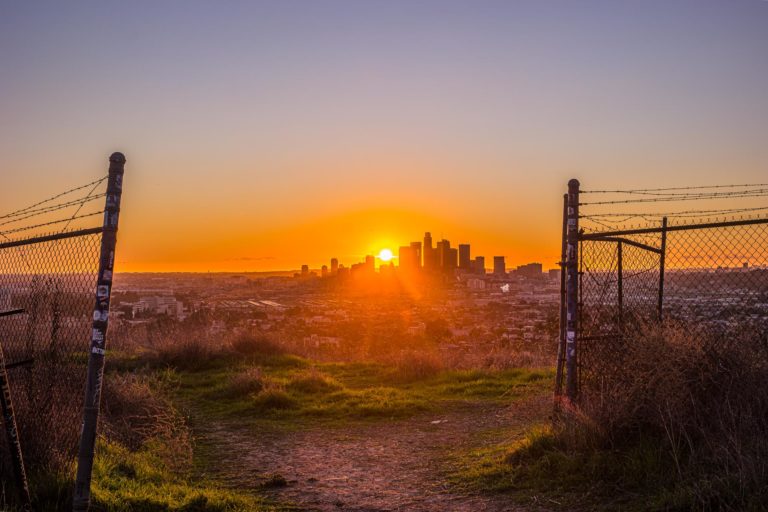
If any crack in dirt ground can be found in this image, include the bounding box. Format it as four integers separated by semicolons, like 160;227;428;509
193;394;552;512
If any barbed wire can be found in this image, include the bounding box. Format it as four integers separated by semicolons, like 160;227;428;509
0;211;104;237
0;176;107;220
0;194;106;228
580;189;768;206
57;178;105;234
581;183;768;194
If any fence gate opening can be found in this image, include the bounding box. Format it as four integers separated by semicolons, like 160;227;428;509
556;179;768;403
0;153;125;511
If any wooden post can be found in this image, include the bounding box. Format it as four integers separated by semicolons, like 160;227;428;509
73;153;125;511
565;179;580;402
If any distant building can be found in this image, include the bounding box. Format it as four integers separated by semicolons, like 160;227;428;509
301;264;309;276
423;232;437;270
458;244;471;270
331;258;339;274
321;265;328;277
493;256;506;275
548;268;561;281
446;247;458;270
365;255;375;272
516;262;543;278
437;239;453;270
466;278;486;290
474;256;486;274
399;245;419;270
410;241;422;268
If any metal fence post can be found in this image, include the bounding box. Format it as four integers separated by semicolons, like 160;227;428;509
73;152;125;512
658;217;667;322
0;310;31;510
617;241;623;330
565;179;580;402
555;194;568;397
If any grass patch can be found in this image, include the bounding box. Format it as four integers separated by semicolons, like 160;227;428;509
29;442;283;512
176;358;553;426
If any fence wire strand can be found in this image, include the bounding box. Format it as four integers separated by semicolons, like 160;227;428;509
575;183;768;399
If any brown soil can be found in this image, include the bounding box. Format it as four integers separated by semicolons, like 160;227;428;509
193;394;552;512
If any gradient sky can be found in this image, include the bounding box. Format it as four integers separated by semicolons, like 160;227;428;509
1;1;767;272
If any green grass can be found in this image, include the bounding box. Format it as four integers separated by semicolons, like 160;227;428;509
172;354;553;425
448;423;718;511
29;442;287;512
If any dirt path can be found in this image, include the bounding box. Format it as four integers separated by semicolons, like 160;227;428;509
192;393;551;512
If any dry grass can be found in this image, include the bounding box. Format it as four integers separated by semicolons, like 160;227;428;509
386;350;445;382
101;371;193;472
560;323;768;508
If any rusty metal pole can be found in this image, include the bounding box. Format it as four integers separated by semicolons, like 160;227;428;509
617;241;623;331
555;194;568;397
0;308;31;511
73;152;125;511
658;217;667;322
565;179;580;402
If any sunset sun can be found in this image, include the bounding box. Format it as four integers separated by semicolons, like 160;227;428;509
378;248;394;262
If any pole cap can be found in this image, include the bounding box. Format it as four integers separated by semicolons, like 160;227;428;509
109;152;126;164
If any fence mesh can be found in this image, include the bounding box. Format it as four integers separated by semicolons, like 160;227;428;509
574;184;768;399
0;176;108;484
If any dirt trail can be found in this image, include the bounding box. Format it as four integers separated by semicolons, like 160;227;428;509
193;394;551;512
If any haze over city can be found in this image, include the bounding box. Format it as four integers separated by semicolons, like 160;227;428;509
2;0;768;272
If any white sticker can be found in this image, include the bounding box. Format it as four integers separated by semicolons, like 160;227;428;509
92;347;106;355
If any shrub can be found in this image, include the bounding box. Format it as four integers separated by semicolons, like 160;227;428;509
286;368;343;394
251;386;296;411
227;367;267;397
231;334;284;357
557;323;768;508
101;371;192;472
148;336;230;370
387;350;444;382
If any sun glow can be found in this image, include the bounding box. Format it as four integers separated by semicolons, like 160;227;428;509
378;248;394;262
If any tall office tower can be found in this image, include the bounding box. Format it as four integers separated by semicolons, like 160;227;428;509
493;256;506;275
301;264;309;276
365;255;375;272
410;241;422;268
446;247;458;270
423;232;434;270
436;239;450;269
321;265;328;277
330;258;339;274
399;246;417;270
474;256;486;274
458;244;471;270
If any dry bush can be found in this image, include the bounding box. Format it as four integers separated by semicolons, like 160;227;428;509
231;334;285;357
146;334;231;370
227;367;268;397
568;322;768;507
387;350;445;382
101;371;192;471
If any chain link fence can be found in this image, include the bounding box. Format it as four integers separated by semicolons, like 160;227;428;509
0;155;124;509
0;232;102;475
557;181;768;401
